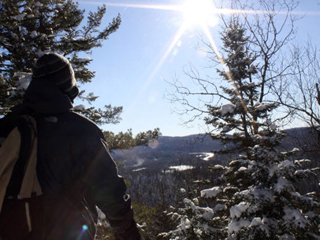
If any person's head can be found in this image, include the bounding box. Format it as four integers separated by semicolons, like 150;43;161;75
32;52;79;101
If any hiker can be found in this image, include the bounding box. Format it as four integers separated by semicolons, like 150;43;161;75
0;52;141;240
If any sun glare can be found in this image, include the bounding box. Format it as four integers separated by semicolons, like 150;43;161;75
182;0;218;28
80;0;222;99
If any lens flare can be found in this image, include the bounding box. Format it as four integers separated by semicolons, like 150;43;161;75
82;225;88;231
148;139;159;149
182;0;219;28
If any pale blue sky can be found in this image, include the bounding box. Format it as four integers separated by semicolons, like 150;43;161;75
76;0;320;137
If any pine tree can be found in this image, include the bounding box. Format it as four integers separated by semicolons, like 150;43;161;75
162;18;320;240
103;127;162;150
0;0;122;124
205;18;278;157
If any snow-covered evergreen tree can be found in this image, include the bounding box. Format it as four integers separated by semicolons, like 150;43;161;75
205;18;278;156
0;0;122;124
161;17;320;240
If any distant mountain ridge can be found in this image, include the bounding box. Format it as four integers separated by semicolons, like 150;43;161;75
113;134;221;170
112;127;320;170
148;134;223;152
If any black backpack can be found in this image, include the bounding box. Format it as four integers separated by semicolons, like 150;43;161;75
0;113;96;240
0;114;42;237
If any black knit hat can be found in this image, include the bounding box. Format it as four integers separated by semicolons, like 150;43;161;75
32;52;79;101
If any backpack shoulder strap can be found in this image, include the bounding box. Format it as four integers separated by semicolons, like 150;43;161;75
19;115;42;199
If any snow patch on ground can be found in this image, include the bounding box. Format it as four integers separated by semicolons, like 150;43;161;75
132;167;146;172
169;165;195;171
190;152;214;161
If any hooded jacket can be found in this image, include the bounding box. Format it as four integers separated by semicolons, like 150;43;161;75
0;81;140;240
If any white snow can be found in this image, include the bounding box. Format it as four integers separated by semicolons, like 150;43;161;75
294;159;310;164
190;152;214;161
238;166;247;172
92;113;101;118
132;167;146;172
180;188;186;193
247;66;256;73
201;186;221;198
74;104;86;111
40;34;47;40
212;164;225;170
226;28;240;39
72;37;86;41
35;2;43;7
226;28;233;35
252;188;273;201
254;102;267;111
14;72;32;91
202;207;214;220
11;13;27;21
279;234;296;240
56;3;64;9
230;202;249;218
169;165;194;171
236;187;274;202
250;217;262;227
74;57;91;63
291;148;300;153
132;158;145;168
178;217;192;231
265;119;277;130
278;160;294;168
283;207;307;228
12;33;19;40
274;177;292;193
268;163;279;178
216;103;236;116
213;204;227;212
203;152;214;161
35;50;45;57
254;102;276;111
228;219;250;234
222;125;231;132
30;31;39;38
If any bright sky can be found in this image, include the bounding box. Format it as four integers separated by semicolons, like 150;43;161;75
76;0;320;137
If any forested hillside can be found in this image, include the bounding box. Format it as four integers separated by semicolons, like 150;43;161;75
110;127;320;239
113;126;320;171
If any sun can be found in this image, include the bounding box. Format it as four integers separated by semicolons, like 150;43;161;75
182;0;219;28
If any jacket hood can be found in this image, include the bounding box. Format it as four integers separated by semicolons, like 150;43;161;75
23;80;73;114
